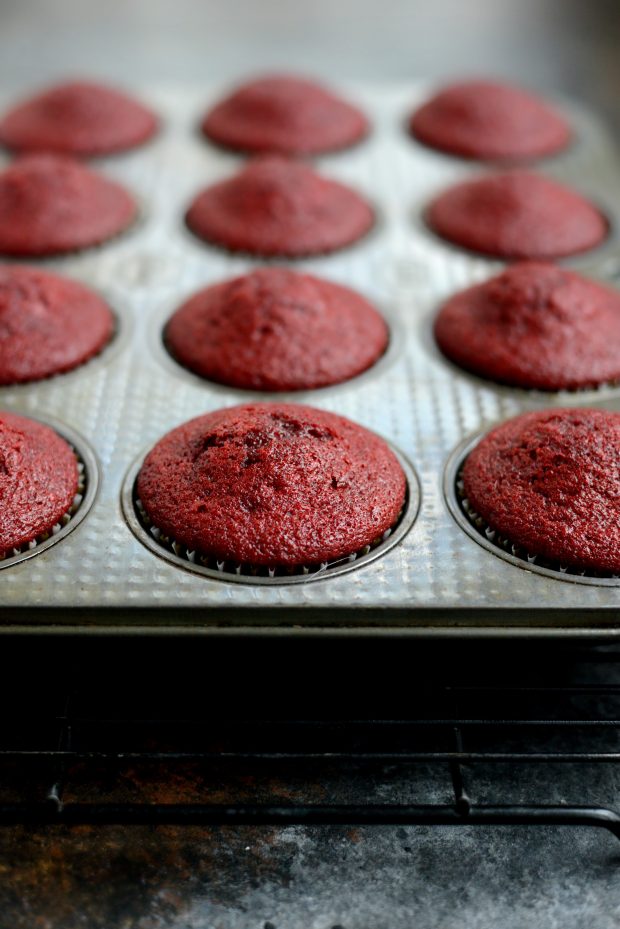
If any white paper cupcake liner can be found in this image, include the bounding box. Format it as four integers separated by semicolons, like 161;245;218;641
134;495;401;579
0;456;86;561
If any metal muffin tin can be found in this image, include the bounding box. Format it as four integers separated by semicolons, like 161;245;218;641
2;83;620;637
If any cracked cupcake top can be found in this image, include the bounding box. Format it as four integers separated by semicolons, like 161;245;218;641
165;267;388;391
462;408;620;573
435;261;620;391
137;404;406;567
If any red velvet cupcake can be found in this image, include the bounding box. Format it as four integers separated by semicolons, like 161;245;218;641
0;154;137;257
0;80;158;157
426;171;607;260
0;265;114;385
410;80;570;161
185;156;374;257
165;268;388;391
435;262;620;391
136;404;406;568
201;74;368;156
0;412;79;558
462;408;620;574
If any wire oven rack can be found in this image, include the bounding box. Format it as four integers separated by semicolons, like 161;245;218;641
0;643;619;841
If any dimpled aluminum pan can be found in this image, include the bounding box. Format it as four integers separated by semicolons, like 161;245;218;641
2;83;620;637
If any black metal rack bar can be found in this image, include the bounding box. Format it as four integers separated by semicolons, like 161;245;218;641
0;672;618;839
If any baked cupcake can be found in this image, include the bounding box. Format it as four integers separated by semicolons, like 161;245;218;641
136;403;406;569
461;408;620;574
0;412;80;558
409;80;570;162
185;155;374;257
0;80;158;157
435;262;620;391
426;171;607;260
0;265;114;385
165;268;388;391
201;74;368;156
0;154;137;256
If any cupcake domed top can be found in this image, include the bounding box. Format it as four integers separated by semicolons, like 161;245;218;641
202;73;368;155
137;404;406;567
0;80;158;157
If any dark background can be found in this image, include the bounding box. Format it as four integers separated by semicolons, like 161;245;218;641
1;0;619;132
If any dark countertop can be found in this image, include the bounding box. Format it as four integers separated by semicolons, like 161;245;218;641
1;637;620;928
1;1;620;926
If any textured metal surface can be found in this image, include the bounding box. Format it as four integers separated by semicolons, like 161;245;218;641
2;84;620;631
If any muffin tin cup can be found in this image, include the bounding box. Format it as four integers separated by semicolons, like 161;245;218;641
0;193;149;265
180;197;385;264
151;290;405;400
0;414;99;571
403;93;592;172
0;294;132;393
443;429;620;587
5;82;620;634
415;193;620;279
419;308;620;409
121;440;420;586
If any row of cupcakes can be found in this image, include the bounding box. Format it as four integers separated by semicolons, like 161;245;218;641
3;403;620;582
1;75;619;584
0;75;572;161
3;261;620;395
0;151;609;260
0;71;609;260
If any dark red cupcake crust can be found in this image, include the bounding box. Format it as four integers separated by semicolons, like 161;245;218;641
462;408;620;574
165;268;388;391
0;412;78;557
0;266;114;385
202;74;368;156
0;154;137;257
426;171;607;260
0;80;158;157
185;156;374;257
137;404;406;567
410;80;570;162
435;262;620;391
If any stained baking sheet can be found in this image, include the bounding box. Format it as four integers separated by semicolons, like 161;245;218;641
1;83;620;636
